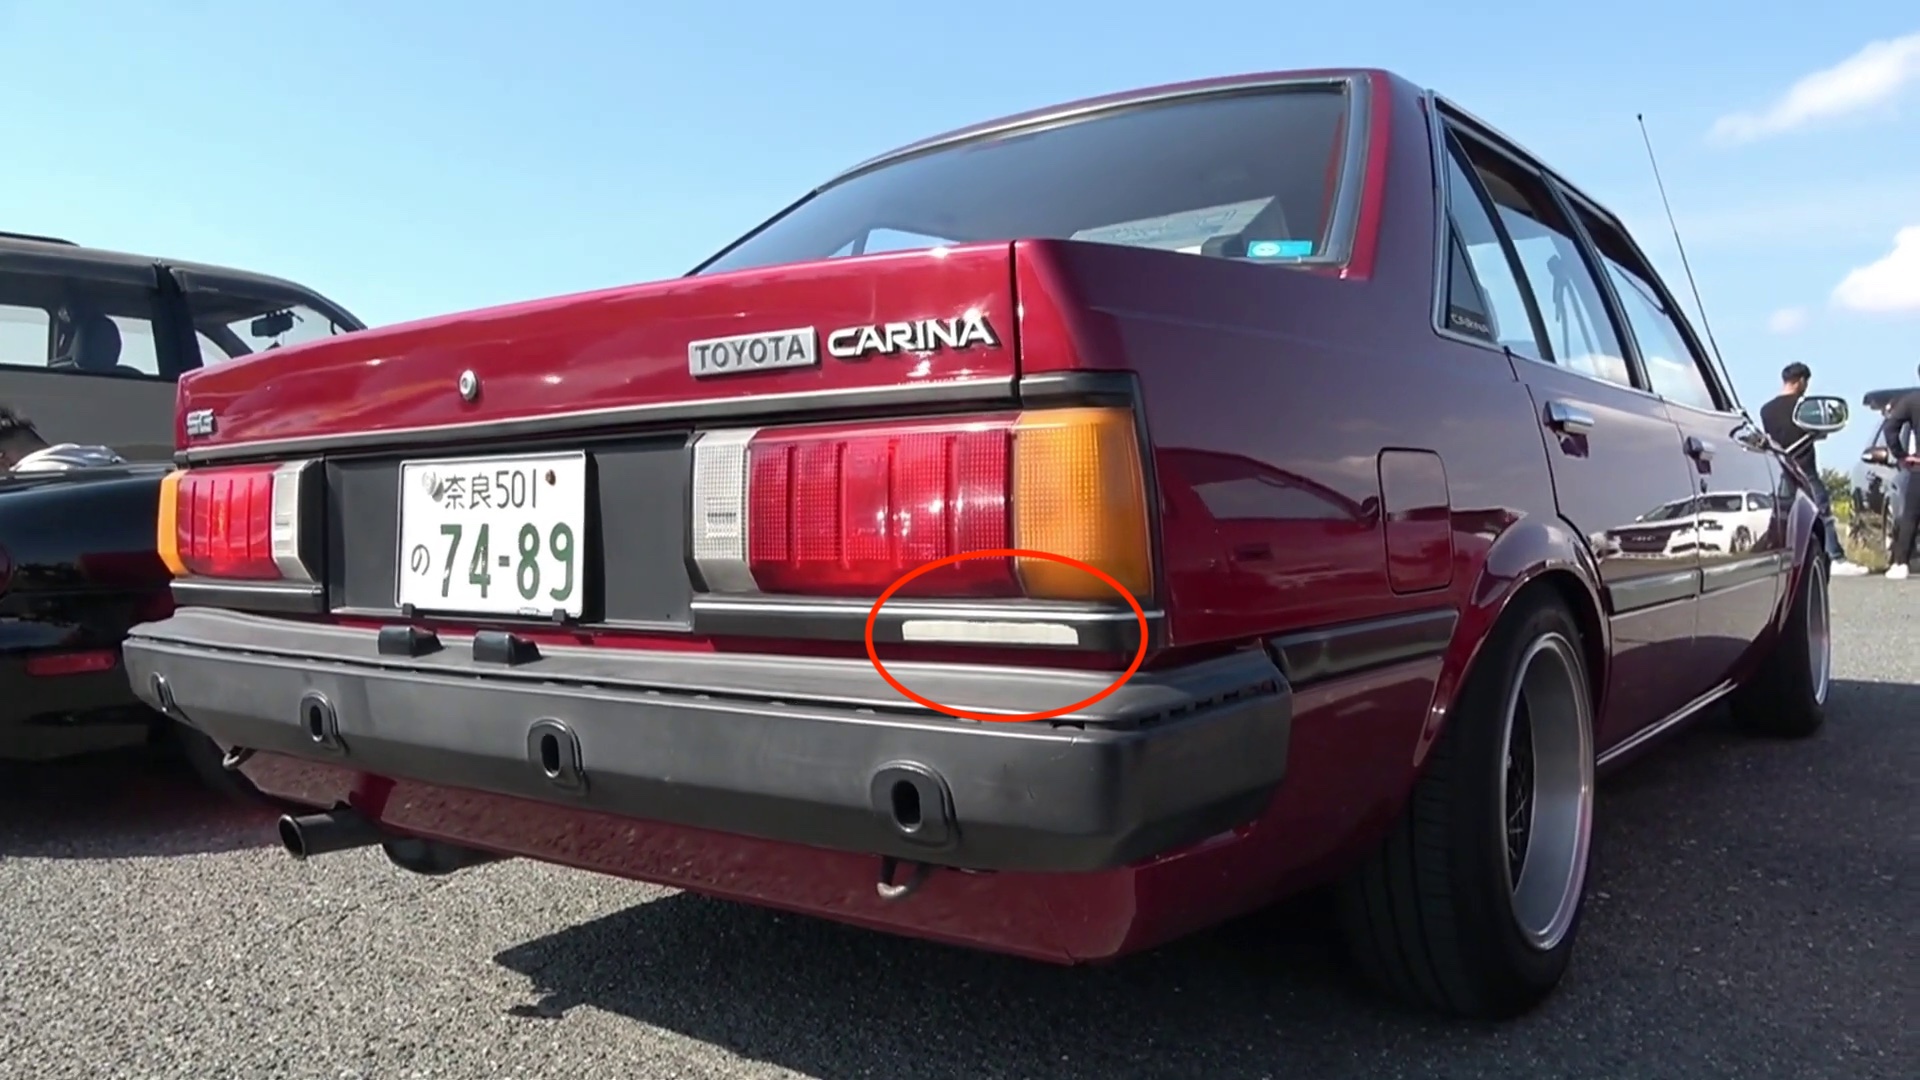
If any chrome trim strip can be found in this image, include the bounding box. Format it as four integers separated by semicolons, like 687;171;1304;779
1606;568;1700;614
691;595;1166;651
171;578;326;614
1595;680;1736;768
177;377;1017;464
1700;552;1787;593
1267;607;1458;687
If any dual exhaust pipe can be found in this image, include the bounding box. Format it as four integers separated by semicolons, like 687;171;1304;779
277;807;501;876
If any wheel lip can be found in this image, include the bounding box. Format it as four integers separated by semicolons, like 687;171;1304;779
1496;630;1595;954
1806;555;1832;707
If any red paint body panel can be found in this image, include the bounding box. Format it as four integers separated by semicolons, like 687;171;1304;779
170;67;1817;965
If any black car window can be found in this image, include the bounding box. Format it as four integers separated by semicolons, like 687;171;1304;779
0;271;166;379
187;297;356;365
0;301;50;368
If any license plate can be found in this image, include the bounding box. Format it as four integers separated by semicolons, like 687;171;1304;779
395;451;588;618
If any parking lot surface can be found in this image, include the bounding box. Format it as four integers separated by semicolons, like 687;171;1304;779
1;578;1913;1080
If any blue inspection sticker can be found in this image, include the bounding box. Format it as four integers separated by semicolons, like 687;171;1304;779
1246;239;1315;259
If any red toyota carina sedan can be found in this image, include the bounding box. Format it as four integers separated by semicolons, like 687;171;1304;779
123;68;1847;1020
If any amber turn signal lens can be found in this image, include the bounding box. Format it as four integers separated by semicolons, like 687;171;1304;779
156;469;187;577
1012;406;1153;602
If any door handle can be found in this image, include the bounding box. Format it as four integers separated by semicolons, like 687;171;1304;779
1686;435;1715;461
1545;400;1595;434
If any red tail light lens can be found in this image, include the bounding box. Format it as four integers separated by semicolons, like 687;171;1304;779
173;465;278;579
691;407;1154;603
745;418;1017;597
159;461;317;581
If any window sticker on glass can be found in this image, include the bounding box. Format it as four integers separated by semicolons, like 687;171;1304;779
1246;239;1315;259
1070;197;1275;252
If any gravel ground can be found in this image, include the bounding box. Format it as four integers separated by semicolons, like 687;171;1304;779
1;578;1913;1080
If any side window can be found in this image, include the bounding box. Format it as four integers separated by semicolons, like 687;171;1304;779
1441;139;1544;357
1451;133;1632;388
0;303;50;368
1747;492;1773;512
1568;202;1722;411
1443;224;1494;341
1;273;164;378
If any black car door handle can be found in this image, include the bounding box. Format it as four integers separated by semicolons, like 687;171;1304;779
1686;435;1715;461
1545;400;1595;434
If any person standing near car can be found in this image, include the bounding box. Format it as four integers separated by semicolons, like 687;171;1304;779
1872;374;1920;580
1760;363;1870;576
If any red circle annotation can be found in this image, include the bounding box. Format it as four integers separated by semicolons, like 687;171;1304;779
863;548;1149;723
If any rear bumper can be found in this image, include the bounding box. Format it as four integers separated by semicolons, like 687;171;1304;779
123;609;1293;873
0;650;154;761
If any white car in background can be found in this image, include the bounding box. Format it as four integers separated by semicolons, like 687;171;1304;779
1605;490;1774;559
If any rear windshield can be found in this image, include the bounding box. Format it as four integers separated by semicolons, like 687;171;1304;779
696;84;1353;275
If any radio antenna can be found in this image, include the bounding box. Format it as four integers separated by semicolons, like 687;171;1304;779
1636;113;1727;374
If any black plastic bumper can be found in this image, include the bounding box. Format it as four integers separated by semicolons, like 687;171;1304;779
122;609;1293;872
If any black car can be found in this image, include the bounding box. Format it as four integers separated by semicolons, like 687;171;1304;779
1848;385;1917;570
0;230;364;796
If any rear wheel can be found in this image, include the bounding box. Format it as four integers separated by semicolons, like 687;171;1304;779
1336;596;1596;1019
1729;548;1829;739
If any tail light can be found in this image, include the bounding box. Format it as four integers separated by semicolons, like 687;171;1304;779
158;461;317;581
691;406;1154;602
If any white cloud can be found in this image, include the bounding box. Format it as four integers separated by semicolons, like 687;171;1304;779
1831;226;1920;314
1767;306;1809;334
1709;31;1920;144
1621;179;1920;253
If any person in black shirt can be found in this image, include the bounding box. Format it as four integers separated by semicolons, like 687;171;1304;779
1759;363;1869;575
1869;373;1920;579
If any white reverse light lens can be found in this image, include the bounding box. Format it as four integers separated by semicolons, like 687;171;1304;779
690;428;758;593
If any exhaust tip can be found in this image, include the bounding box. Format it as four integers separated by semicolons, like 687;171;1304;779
277;814;311;860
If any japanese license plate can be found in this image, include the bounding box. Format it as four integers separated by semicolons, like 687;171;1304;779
395;451;588;617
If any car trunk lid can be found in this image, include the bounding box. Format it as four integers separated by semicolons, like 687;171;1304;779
174;243;1023;458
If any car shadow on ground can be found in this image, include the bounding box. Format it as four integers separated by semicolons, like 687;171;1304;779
490;678;1912;1079
0;744;277;859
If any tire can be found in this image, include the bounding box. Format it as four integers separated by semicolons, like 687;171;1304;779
1336;596;1596;1020
1729;548;1829;739
1731;526;1753;554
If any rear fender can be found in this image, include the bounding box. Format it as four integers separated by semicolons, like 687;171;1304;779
1772;487;1822;636
1413;513;1609;771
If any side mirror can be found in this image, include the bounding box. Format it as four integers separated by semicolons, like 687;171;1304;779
1793;395;1849;433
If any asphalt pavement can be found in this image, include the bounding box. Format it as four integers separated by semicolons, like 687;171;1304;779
1;578;1913;1080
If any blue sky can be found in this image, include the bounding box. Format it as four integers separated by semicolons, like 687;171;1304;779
3;0;1916;450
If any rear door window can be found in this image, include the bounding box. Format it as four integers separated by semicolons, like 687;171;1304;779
1564;199;1724;412
1451;138;1634;389
1440;136;1545;357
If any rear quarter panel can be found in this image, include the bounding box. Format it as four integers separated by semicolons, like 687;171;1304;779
1009;74;1586;896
